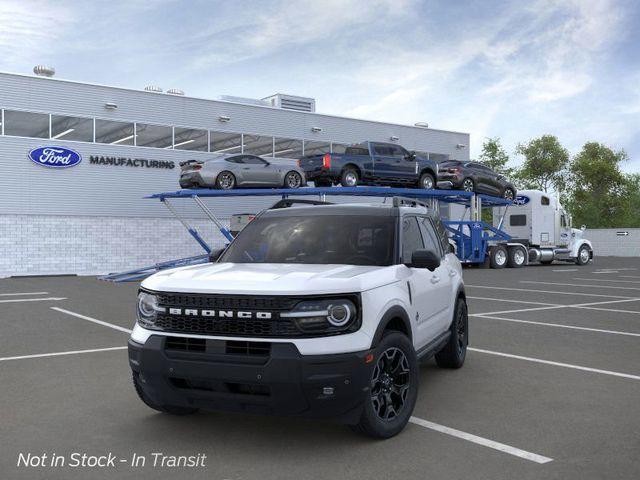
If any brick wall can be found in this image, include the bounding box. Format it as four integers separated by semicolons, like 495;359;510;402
583;228;640;257
0;215;230;277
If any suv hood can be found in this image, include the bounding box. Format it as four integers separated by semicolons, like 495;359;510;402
142;263;403;295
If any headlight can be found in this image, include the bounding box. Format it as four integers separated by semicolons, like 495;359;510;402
282;298;359;334
136;292;164;329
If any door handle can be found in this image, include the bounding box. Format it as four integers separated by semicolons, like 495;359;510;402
430;276;441;284
242;167;250;170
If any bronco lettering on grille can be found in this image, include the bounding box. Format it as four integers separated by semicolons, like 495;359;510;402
167;308;273;319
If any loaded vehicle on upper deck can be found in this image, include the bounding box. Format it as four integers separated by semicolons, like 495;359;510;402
298;141;439;190
179;154;306;190
437;160;517;200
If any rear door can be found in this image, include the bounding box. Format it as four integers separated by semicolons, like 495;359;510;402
389;144;417;182
371;143;396;180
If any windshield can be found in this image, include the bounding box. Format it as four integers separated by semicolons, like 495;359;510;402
220;215;396;266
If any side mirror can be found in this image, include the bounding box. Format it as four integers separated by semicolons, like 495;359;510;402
405;151;416;161
406;249;441;271
208;248;224;263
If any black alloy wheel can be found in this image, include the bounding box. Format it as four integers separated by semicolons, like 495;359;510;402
503;188;515;200
370;347;411;421
216;171;236;190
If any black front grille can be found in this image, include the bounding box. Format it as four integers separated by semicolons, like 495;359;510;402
155;313;299;337
165;336;206;352
226;341;271;356
156;293;298;311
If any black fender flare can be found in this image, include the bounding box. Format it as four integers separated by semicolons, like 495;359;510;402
419;167;436;179
371;305;412;347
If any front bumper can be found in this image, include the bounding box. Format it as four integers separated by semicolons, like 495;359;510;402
129;336;373;423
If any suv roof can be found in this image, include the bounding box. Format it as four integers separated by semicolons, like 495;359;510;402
262;202;430;218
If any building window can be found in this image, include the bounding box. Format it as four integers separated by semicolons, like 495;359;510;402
135;123;172;148
3;110;49;138
210;131;243;154
95;119;135;145
429;153;450;163
243;134;274;156
274;137;303;158
51;115;93;142
303;140;331;156
173;127;208;151
331;143;348;154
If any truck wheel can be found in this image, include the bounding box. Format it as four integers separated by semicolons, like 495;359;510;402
503;187;515;201
575;245;591;265
132;373;198;415
216;171;236;190
489;245;507;269
340;168;359;187
418;172;435;190
351;331;418;439
507;246;526;268
435;297;468;369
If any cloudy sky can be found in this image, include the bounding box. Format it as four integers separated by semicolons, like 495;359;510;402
1;0;638;171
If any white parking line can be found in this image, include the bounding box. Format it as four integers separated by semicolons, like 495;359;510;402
573;278;640;284
51;307;132;334
552;269;578;272
0;292;49;296
467;296;559;307
409;417;553;464
465;284;635;299
469;348;640;381
521;281;640;292
471;298;640;317
621;275;640;279
0;346;127;362
473;315;640;338
0;297;67;304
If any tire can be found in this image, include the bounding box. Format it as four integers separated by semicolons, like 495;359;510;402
216;171;236;190
435;297;468;369
284;171;303;189
461;178;475;192
507;246;526;268
575;245;591;265
132;373;198;415
351;331;418;439
490;245;508;269
418;172;435;190
503;187;515;201
340;168;359;187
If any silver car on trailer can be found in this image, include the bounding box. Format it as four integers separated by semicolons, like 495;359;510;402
179;154;306;190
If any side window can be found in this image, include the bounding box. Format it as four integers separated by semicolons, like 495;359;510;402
510;215;527;226
243;155;267;165
418;217;442;257
389;145;407;158
373;144;391;156
225;156;242;164
401;217;424;264
431;217;450;254
561;215;567;227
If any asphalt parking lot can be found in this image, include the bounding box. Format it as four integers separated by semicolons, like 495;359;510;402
1;257;640;480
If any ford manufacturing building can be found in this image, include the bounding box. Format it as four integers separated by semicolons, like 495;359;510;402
0;69;470;277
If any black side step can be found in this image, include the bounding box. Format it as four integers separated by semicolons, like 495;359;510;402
416;331;451;360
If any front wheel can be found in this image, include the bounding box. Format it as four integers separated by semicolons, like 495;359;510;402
216;171;236;190
284;171;303;189
503;187;515;201
435;297;468;369
576;245;591;265
351;331;418;439
418;172;435;190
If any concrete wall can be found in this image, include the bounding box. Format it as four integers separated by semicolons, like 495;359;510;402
584;228;640;257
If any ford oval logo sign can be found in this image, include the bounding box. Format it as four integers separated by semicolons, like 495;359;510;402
514;195;530;206
28;146;82;168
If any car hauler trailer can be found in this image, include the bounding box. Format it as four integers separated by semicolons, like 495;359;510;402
491;189;593;267
100;186;515;282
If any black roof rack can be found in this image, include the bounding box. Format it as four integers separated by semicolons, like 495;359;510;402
270;198;334;209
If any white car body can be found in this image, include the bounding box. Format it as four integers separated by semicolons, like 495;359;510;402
133;249;463;355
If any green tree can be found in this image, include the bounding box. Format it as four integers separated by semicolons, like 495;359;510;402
515;135;569;192
566;142;632;228
478;137;514;177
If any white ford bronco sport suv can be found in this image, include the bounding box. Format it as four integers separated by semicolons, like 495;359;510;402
129;197;468;438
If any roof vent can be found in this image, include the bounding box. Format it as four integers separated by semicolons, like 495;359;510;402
262;94;316;112
219;95;270;107
167;88;185;96
414;122;429;128
144;85;163;93
33;65;55;77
